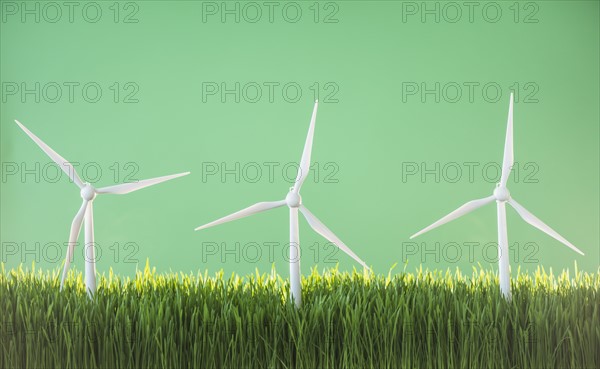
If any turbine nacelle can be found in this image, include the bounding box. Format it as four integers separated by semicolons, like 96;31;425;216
80;184;97;201
493;185;510;202
285;189;302;208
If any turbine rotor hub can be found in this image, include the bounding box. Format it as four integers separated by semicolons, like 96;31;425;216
493;186;510;202
80;184;96;201
286;191;302;208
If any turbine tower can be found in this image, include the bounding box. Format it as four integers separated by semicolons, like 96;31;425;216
195;101;369;307
410;93;584;299
15;120;190;296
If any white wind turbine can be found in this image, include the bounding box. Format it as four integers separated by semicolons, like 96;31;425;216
195;101;369;307
410;93;584;299
15;120;190;295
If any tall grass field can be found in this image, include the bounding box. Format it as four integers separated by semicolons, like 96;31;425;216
1;263;599;369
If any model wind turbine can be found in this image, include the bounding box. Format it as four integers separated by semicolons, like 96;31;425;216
195;101;369;307
410;93;584;299
15;120;190;296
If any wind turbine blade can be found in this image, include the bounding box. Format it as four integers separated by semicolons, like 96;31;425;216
499;93;514;187
60;200;88;289
292;100;318;193
410;195;495;239
508;199;584;255
299;205;369;270
96;172;190;195
195;200;286;231
15;120;84;188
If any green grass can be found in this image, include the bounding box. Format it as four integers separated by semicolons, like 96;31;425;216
1;263;599;369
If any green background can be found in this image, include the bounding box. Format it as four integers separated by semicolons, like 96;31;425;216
1;0;598;278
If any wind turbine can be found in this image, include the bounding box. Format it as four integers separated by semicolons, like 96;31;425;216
14;120;190;295
410;93;584;299
195;101;369;307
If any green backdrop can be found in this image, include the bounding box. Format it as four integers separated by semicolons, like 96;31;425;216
1;0;598;278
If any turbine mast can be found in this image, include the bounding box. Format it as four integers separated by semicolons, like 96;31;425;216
496;201;511;300
289;207;301;307
84;202;97;296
